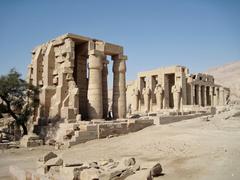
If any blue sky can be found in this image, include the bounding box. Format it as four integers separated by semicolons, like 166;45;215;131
0;0;240;82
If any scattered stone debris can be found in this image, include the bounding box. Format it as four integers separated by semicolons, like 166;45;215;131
46;139;56;146
10;152;164;180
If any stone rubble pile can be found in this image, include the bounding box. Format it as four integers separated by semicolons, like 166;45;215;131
33;151;164;180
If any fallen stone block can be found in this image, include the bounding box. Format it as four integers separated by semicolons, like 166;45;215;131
39;151;58;163
121;157;136;167
46;139;56;146
45;157;63;166
80;168;101;180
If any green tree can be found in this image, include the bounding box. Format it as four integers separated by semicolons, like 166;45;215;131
0;69;39;135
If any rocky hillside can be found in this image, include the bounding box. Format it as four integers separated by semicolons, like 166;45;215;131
206;60;240;100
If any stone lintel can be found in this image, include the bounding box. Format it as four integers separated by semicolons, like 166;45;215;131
104;42;123;55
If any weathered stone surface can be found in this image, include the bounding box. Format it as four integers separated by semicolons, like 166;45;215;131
27;34;127;147
126;66;230;115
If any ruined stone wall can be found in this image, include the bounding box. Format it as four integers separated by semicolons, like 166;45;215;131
27;33;128;135
126;65;230;115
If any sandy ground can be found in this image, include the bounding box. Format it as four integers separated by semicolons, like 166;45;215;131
1;105;240;180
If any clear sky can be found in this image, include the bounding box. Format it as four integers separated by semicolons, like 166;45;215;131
0;0;240;82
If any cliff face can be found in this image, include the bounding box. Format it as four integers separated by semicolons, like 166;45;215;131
206;60;240;100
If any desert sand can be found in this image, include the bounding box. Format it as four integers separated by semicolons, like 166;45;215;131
1;104;240;180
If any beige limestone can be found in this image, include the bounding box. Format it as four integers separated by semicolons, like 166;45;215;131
27;33;127;143
126;65;230;114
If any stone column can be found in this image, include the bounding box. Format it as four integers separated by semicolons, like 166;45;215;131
210;86;214;107
154;84;164;111
142;87;151;113
112;55;127;119
87;50;104;119
191;84;195;105
219;87;224;106
132;88;139;112
171;85;181;111
216;88;220;106
198;86;202;106
102;58;109;119
203;86;207;107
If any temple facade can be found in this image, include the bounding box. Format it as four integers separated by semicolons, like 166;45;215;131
126;65;230;114
27;33;127;123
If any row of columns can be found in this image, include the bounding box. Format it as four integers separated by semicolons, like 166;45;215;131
87;50;127;119
191;84;225;106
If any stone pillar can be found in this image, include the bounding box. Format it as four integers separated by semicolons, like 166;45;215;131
87;50;104;119
102;58;109;119
219;87;224;106
112;55;127;119
154;84;164;111
39;43;56;119
216;88;220;106
210;86;214;107
198;86;202;106
171;85;181;111
142;87;151;113
191;84;195;105
132;88;139;112
203;86;207;107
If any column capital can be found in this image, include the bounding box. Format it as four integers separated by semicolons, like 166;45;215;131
88;50;104;70
112;54;128;61
219;86;224;92
209;86;213;92
112;56;127;73
88;49;105;57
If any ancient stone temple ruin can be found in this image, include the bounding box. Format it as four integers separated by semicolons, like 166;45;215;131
27;33;127;122
24;33;155;147
126;65;230;114
24;34;230;147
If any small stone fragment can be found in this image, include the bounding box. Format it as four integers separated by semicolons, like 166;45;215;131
122;157;136;166
80;168;100;180
45;157;63;166
150;163;163;177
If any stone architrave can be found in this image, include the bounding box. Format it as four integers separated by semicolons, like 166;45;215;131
132;88;139;112
87;50;104;119
171;85;181;111
142;87;151;113
154;84;164;111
